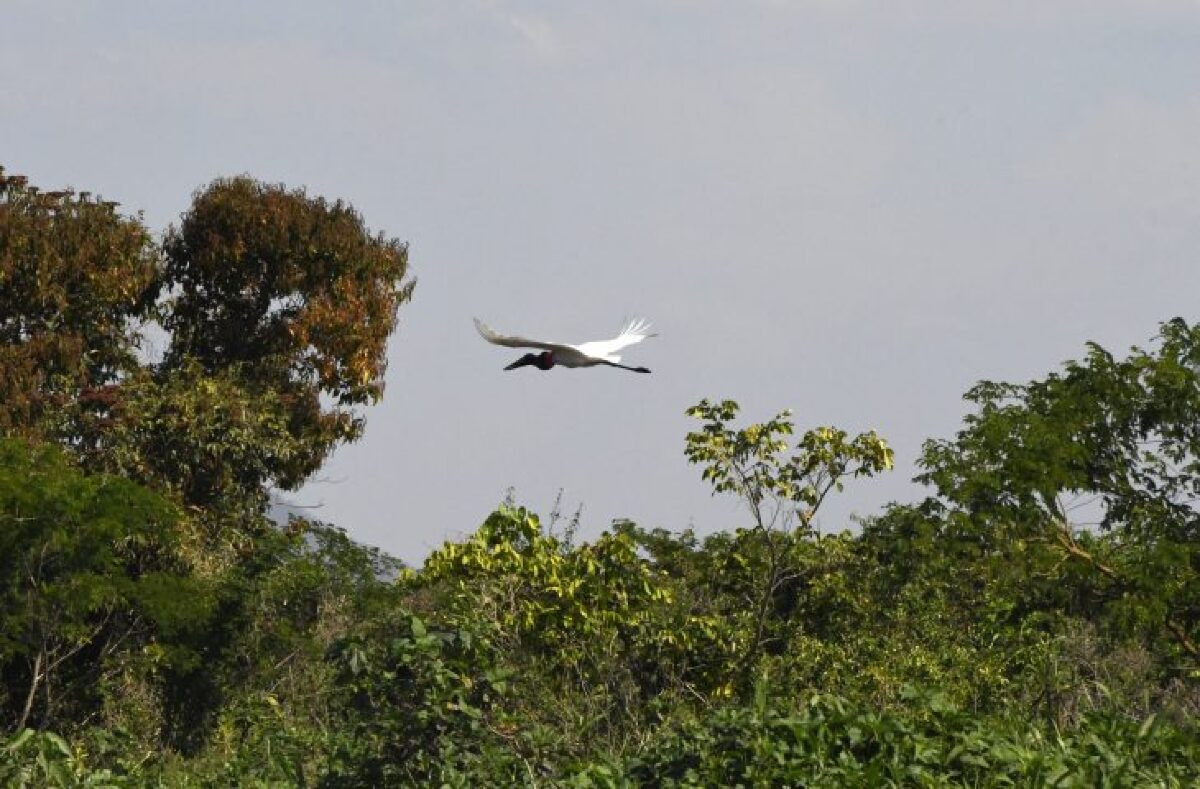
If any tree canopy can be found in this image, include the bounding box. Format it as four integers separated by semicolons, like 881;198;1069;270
0;166;1195;786
0;167;158;436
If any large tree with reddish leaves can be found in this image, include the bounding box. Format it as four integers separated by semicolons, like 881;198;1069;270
1;169;413;518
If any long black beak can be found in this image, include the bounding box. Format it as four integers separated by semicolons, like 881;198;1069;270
504;355;536;370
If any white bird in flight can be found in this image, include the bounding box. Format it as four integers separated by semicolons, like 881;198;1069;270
474;317;657;374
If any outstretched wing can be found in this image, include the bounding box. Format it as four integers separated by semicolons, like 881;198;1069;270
574;318;658;361
474;318;569;353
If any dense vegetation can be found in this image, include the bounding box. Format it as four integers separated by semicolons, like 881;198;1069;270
1;166;1196;786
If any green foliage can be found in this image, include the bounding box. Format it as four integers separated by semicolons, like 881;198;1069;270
0;168;418;761
89;361;304;521
0;439;205;732
0;729;123;788
3;163;1198;784
684;399;894;679
322;612;521;787
411;506;742;754
417;506;679;655
626;689;1200;787
919;318;1200;662
685;399;894;531
117;519;409;784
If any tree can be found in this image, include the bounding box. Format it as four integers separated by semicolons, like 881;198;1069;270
2;168;414;518
0;439;206;732
92;361;310;523
159;177;413;493
684;399;893;674
918;318;1200;661
1;167;417;763
0;167;158;439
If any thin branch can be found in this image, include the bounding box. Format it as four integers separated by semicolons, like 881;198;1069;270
1166;619;1200;661
17;651;43;731
1054;519;1197;660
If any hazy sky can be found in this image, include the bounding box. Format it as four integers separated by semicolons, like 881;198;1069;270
5;1;1199;561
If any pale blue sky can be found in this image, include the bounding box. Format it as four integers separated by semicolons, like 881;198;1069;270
4;1;1199;560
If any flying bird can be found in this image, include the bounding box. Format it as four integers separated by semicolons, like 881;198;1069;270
474;317;657;374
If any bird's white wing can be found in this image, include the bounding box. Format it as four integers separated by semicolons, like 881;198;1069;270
474;318;572;353
573;318;658;361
